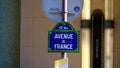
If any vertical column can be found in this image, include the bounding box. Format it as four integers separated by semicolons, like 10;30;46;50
0;0;21;68
82;0;91;20
104;0;114;68
81;0;91;68
105;0;113;20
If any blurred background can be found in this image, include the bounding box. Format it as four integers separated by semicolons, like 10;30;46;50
20;0;120;68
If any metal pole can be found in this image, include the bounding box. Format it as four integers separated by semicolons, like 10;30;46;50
61;0;68;59
81;0;91;68
62;0;68;22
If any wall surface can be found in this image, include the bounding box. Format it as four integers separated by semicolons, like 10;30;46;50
21;0;120;68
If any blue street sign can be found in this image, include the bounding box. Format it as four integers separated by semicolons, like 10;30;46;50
50;31;78;50
48;22;80;53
